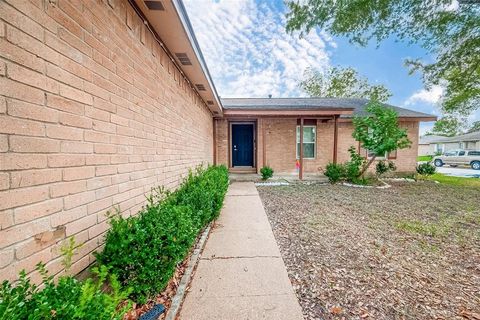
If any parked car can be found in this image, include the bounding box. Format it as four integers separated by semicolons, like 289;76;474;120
433;149;480;170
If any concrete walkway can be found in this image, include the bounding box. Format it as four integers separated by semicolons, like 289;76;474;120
179;182;304;320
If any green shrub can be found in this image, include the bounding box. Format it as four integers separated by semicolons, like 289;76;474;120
95;165;229;302
324;147;367;184
324;163;345;183
375;160;397;177
0;264;130;320
416;162;436;176
344;146;366;181
260;166;274;180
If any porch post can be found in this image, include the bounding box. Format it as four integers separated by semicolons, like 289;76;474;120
333;115;338;164
262;118;266;168
299;117;304;180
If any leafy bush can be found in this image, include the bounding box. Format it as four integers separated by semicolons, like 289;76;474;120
324;147;366;184
344;146;366;182
375;160;397;177
0;264;130;320
95;165;229;302
260;166;274;180
324;163;345;183
416;162;436;176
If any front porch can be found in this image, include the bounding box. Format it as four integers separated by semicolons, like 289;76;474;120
214;109;353;180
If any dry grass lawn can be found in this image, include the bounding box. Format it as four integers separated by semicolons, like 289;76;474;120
258;181;479;320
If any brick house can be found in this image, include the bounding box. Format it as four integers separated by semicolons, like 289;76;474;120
216;98;435;177
420;131;480;155
0;0;434;281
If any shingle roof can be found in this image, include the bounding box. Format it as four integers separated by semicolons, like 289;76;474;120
220;97;436;119
419;135;449;144
427;131;480;143
221;97;358;110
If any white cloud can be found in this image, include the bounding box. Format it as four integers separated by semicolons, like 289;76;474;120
468;109;480;124
444;0;459;12
404;85;443;106
184;0;335;98
404;86;443;136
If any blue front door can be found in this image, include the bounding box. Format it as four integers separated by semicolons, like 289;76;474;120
232;124;254;167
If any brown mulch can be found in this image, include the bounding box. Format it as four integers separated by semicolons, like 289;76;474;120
258;182;480;320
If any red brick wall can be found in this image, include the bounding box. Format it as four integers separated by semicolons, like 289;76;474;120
215;118;419;175
0;0;213;282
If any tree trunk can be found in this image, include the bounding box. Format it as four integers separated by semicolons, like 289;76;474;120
359;155;376;177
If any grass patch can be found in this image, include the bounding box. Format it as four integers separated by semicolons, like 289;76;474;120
396;210;479;242
396;219;452;238
417;155;433;162
425;173;480;187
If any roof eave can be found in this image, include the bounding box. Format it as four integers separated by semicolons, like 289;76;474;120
171;0;223;113
222;108;354;117
132;0;223;116
340;116;437;122
399;116;437;122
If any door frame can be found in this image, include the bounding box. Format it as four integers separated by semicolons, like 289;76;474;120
229;120;257;171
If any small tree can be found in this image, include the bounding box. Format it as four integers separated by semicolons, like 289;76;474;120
353;102;411;177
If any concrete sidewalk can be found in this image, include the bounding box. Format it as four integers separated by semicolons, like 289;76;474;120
179;182;304;320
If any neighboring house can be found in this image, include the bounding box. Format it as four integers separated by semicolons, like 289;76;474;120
0;0;435;281
425;131;480;154
215;98;435;176
418;135;447;156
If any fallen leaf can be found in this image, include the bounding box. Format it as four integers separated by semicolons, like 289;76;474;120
330;306;342;315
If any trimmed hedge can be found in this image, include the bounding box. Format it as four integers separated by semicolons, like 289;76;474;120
95;165;229;302
0;265;131;320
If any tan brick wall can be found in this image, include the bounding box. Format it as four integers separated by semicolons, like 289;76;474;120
263;118;295;173
396;121;420;172
262;118;335;174
215;119;228;167
0;0;213;282
215;118;419;175
337;121;419;173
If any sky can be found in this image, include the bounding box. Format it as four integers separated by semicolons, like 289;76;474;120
183;0;478;135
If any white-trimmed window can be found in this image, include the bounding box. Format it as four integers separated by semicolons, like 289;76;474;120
296;126;316;159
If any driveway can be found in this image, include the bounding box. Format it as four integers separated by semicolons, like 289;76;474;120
436;166;480;178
